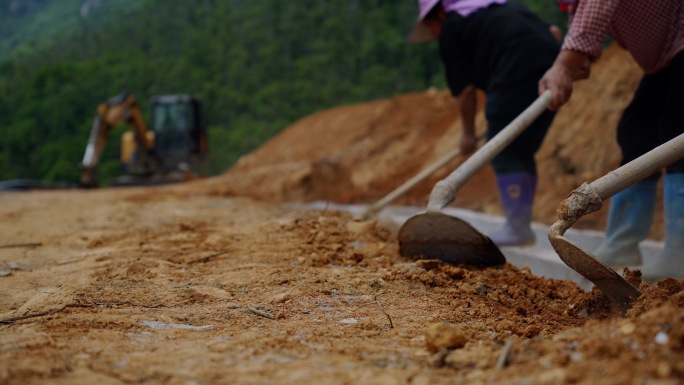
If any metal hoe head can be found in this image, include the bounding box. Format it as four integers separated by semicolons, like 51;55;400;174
548;182;643;313
398;212;506;266
549;232;641;313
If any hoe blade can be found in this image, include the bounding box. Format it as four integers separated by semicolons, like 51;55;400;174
549;234;641;313
398;212;506;266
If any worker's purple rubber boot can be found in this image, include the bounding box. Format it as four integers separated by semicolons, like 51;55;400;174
642;173;684;281
487;172;536;247
594;180;657;269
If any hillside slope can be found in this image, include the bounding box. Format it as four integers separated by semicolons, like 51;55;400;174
194;45;660;238
0;0;145;60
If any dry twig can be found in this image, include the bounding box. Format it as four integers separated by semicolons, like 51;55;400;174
187;251;227;264
0;300;187;325
374;296;394;329
226;305;277;320
0;242;42;249
0;303;93;324
246;307;276;319
495;340;514;370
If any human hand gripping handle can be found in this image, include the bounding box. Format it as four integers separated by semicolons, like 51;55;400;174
539;50;592;110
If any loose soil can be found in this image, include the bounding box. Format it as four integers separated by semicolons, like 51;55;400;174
1;45;682;385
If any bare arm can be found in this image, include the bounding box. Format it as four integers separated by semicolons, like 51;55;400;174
458;85;478;154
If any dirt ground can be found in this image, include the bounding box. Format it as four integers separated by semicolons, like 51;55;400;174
2;45;683;384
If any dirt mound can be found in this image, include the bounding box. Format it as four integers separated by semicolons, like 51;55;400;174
199;45;662;238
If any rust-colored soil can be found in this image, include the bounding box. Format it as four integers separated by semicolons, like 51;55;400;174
2;45;682;384
204;44;662;238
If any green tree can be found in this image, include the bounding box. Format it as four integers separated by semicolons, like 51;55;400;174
0;0;563;185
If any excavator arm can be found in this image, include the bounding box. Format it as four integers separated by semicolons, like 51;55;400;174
79;93;156;187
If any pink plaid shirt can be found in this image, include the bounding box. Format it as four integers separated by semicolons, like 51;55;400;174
563;0;684;73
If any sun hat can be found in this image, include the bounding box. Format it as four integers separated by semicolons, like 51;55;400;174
409;0;441;43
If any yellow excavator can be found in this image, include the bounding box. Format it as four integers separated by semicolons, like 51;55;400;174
79;92;208;187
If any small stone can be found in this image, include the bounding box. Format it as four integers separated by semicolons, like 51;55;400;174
655;331;669;345
656;362;672;378
425;322;467;353
344;220;375;236
619;323;636;335
314;231;327;243
318;216;339;227
415;260;442;271
277;218;297;231
186;285;234;302
271;292;292;304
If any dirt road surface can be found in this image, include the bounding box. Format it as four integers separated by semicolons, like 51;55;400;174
2;45;683;384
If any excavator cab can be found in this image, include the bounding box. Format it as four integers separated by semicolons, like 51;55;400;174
149;95;207;175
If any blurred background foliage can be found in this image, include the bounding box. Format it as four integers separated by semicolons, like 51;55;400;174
0;0;565;186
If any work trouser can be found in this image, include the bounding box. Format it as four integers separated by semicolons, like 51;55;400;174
484;76;556;176
617;50;684;178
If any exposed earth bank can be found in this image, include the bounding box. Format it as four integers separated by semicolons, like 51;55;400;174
205;44;663;239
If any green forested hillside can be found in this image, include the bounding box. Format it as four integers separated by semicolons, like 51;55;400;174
0;0;565;186
0;0;147;61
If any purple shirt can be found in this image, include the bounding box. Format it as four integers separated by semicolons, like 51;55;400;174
443;0;506;17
